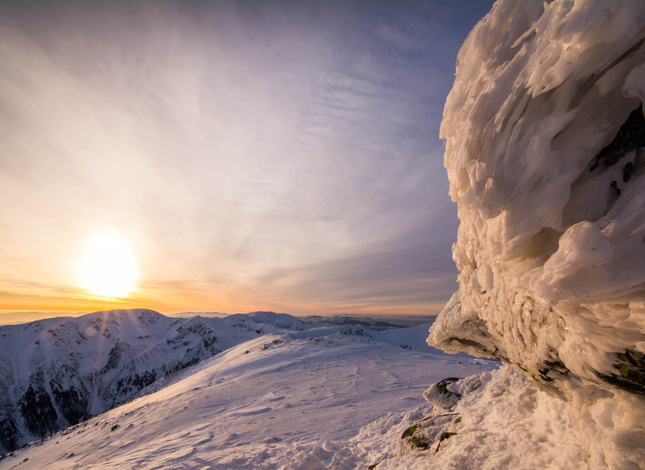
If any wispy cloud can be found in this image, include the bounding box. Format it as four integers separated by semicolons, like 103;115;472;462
0;0;494;315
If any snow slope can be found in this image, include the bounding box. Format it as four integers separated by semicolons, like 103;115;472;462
0;309;316;453
0;319;497;469
428;0;645;468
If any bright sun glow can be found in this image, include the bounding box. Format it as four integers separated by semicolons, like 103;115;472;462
77;231;138;298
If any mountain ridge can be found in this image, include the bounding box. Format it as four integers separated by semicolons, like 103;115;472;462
0;308;312;452
0;308;442;454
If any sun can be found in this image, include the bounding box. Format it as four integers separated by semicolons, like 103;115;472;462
77;231;138;298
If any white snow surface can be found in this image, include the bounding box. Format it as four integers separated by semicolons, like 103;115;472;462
429;0;645;468
0;308;445;454
0;314;499;469
0;308;623;469
0;321;611;470
0;308;299;451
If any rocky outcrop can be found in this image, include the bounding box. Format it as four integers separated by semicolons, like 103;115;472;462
429;0;645;467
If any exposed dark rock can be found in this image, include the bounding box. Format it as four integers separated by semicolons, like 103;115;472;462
115;370;158;398
0;410;20;452
399;413;461;456
261;339;284;350
101;343;124;374
50;384;90;425
401;424;430;450
436;432;457;453
600;350;645;395
436;378;462;398
18;374;59;438
537;359;570;383
623;161;634;182
166;357;200;375
590;105;645;171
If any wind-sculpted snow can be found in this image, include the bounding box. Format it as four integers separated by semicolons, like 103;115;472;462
429;0;645;467
0;309;313;452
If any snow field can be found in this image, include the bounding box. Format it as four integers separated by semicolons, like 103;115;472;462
0;325;496;469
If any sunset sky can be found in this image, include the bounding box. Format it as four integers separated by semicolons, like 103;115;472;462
0;0;494;319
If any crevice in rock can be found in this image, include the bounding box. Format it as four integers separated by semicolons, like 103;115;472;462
563;104;645;226
590;105;645;172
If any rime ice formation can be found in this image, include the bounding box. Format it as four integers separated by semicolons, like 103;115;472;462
429;0;645;467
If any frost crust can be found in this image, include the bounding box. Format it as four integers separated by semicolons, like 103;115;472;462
429;0;645;467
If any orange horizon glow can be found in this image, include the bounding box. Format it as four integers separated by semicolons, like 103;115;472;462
0;285;446;317
2;226;447;318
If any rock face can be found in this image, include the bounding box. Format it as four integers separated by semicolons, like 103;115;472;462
429;0;645;467
0;309;280;453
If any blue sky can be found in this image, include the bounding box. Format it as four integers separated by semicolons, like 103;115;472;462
0;0;495;315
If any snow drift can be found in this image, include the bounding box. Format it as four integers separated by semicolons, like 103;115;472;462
428;0;645;467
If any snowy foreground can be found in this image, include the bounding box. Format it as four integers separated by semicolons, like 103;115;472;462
0;310;498;469
0;309;594;470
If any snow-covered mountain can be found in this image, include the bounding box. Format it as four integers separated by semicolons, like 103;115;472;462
0;312;497;469
0;305;619;469
0;309;316;453
0;308;456;456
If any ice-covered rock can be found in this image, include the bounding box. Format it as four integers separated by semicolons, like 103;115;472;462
395;366;586;469
429;0;645;467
